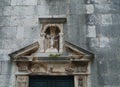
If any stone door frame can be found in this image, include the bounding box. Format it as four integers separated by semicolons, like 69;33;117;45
15;61;91;87
15;74;90;87
9;41;94;87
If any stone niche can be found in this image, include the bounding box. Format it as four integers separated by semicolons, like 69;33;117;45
9;41;94;87
39;18;66;53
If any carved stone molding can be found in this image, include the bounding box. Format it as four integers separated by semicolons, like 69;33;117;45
30;63;47;73
16;61;89;75
65;62;74;73
77;76;88;87
78;76;84;87
16;76;29;87
17;62;29;72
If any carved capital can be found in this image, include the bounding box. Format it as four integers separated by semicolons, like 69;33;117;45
17;62;29;72
59;33;64;36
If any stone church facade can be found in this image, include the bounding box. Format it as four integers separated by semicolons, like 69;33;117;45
0;0;120;87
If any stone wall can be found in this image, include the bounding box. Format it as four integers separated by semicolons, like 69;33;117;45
87;0;120;87
0;0;120;87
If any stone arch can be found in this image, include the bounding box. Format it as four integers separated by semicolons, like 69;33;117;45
44;26;60;36
41;24;63;34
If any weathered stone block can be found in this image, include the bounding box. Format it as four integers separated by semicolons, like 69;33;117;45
21;6;37;16
0;62;1;74
0;40;3;49
45;0;59;6
86;14;97;25
94;4;111;13
0;27;17;39
24;26;40;39
69;0;84;4
93;0;111;4
111;3;120;13
3;39;17;49
11;0;37;5
37;0;47;5
0;75;11;87
10;16;24;26
112;14;120;25
15;39;35;49
0;0;11;6
86;4;94;14
1;61;11;74
87;25;96;37
67;15;85;26
3;6;12;16
0;8;3;16
10;6;21;16
0;54;10;61
0;17;10;26
89;38;99;48
10;6;37;16
101;14;112;25
99;36;109;48
76;4;86;14
0;49;12;55
96;25;120;39
37;5;49;16
16;26;24;39
69;2;86;15
22;16;38;26
57;3;67;15
49;5;59;15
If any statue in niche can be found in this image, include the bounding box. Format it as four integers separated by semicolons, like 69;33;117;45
45;34;59;49
44;26;60;52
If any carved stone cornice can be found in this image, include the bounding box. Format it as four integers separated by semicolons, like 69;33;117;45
8;41;94;75
9;42;39;61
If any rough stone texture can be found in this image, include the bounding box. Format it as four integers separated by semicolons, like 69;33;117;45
87;25;96;37
0;0;120;87
89;0;120;87
86;4;94;14
11;0;37;5
101;14;112;25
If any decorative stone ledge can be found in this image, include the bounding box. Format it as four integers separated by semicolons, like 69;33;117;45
39;18;67;23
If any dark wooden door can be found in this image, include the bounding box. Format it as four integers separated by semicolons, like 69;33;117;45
29;76;74;87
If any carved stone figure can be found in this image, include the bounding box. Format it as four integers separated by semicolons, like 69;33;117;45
44;26;60;52
30;63;47;73
45;34;59;49
78;76;83;87
65;63;74;73
16;76;28;87
17;62;28;71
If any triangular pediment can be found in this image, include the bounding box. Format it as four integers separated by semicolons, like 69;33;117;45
64;41;94;61
9;41;94;62
9;42;39;60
